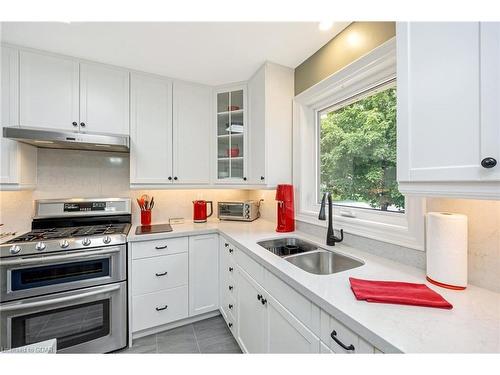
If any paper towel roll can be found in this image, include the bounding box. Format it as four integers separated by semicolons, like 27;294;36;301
426;212;468;290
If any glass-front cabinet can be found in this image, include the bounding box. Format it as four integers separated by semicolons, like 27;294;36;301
216;86;247;182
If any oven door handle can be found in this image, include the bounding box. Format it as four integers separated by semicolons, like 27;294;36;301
0;247;122;266
0;284;121;312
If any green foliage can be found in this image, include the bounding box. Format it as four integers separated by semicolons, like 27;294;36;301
319;87;404;211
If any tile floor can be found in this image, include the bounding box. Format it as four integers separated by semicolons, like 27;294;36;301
118;316;241;354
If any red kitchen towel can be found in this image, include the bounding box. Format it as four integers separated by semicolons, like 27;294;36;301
349;277;453;309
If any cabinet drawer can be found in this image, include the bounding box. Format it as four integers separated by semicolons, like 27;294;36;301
131;237;188;259
236;248;263;283
320;310;375;354
132;253;188;295
263;270;320;335
132;286;188;332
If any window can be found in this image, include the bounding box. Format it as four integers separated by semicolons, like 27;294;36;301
318;82;404;213
293;38;425;250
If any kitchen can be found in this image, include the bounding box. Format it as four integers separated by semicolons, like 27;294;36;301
0;4;500;371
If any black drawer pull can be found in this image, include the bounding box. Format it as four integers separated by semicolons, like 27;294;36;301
155;271;168;277
330;330;355;351
228;322;233;328
229;248;234;253
155;244;168;250
224;243;229;247
260;298;267;305
229;304;233;309
229;285;233;291
257;294;262;301
155;305;168;311
228;267;233;272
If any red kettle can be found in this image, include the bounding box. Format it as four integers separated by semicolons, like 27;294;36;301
193;200;213;223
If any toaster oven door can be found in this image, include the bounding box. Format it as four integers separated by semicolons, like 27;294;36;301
218;203;245;220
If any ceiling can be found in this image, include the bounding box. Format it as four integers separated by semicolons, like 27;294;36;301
0;22;350;85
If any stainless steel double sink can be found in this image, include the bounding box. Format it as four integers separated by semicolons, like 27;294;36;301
257;237;364;275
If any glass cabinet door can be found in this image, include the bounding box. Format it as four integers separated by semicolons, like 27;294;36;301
217;89;245;180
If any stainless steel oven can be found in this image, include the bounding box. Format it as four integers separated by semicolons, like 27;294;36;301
1;245;126;302
0;282;126;353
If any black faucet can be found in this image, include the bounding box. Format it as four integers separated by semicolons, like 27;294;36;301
318;192;344;246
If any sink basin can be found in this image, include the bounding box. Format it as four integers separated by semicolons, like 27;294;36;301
257;237;318;257
257;237;364;275
285;250;364;275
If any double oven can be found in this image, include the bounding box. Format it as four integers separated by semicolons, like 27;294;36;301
0;198;130;353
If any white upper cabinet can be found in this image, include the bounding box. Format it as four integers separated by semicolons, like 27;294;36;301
79;62;130;135
19;50;79;130
173;81;211;184
130;73;173;184
248;62;294;186
1;46;37;189
397;22;500;199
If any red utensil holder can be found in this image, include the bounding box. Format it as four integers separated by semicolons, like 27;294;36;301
141;210;152;225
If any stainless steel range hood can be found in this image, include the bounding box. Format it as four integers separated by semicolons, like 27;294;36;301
2;127;129;153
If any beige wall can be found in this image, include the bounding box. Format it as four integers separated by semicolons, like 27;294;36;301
294;22;395;95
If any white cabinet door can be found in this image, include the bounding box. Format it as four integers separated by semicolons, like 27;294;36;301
397;22;482;182
130;73;173;184
188;234;219;316
172;81;211;184
247;65;266;184
479;22;500;181
79;62;129;135
266;293;320;353
236;267;267;353
1;46;37;188
19;50;79;130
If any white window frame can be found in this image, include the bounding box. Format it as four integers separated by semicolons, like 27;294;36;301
293;37;425;251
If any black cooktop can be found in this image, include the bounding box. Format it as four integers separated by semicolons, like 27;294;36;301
6;224;130;243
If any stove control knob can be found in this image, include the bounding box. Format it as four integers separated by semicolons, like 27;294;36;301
82;238;91;246
9;245;21;255
35;242;46;251
60;240;69;249
103;236;112;244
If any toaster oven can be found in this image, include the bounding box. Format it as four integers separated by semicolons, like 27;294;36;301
218;201;260;221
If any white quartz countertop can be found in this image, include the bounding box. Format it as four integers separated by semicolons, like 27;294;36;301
128;219;500;353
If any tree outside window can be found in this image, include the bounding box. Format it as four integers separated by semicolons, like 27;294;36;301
319;85;404;212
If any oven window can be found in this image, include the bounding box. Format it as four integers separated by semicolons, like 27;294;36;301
219;204;243;217
10;259;110;291
11;300;110;350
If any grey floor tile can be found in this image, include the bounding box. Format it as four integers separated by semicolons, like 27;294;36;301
193;316;230;341
198;335;242;354
157;325;199;354
119;334;157;354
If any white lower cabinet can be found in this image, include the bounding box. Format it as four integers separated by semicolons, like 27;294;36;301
188;234;219;316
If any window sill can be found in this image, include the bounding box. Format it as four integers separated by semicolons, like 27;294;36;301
295;210;425;251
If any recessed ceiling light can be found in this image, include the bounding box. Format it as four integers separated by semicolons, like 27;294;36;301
318;21;334;31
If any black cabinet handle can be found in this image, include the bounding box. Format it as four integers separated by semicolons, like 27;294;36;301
155;271;168;277
229;285;233;291
72;121;78;127
243;177;247;181
228;322;233;328
228;267;233;272
261;298;267;305
257;294;262;301
80;122;86;127
173;176;178;181
481;157;497;169
155;305;168;311
168;176;172;181
224;243;229;247
260;176;265;180
330;330;355;351
155;244;168;250
229;248;233;253
229;304;233;309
